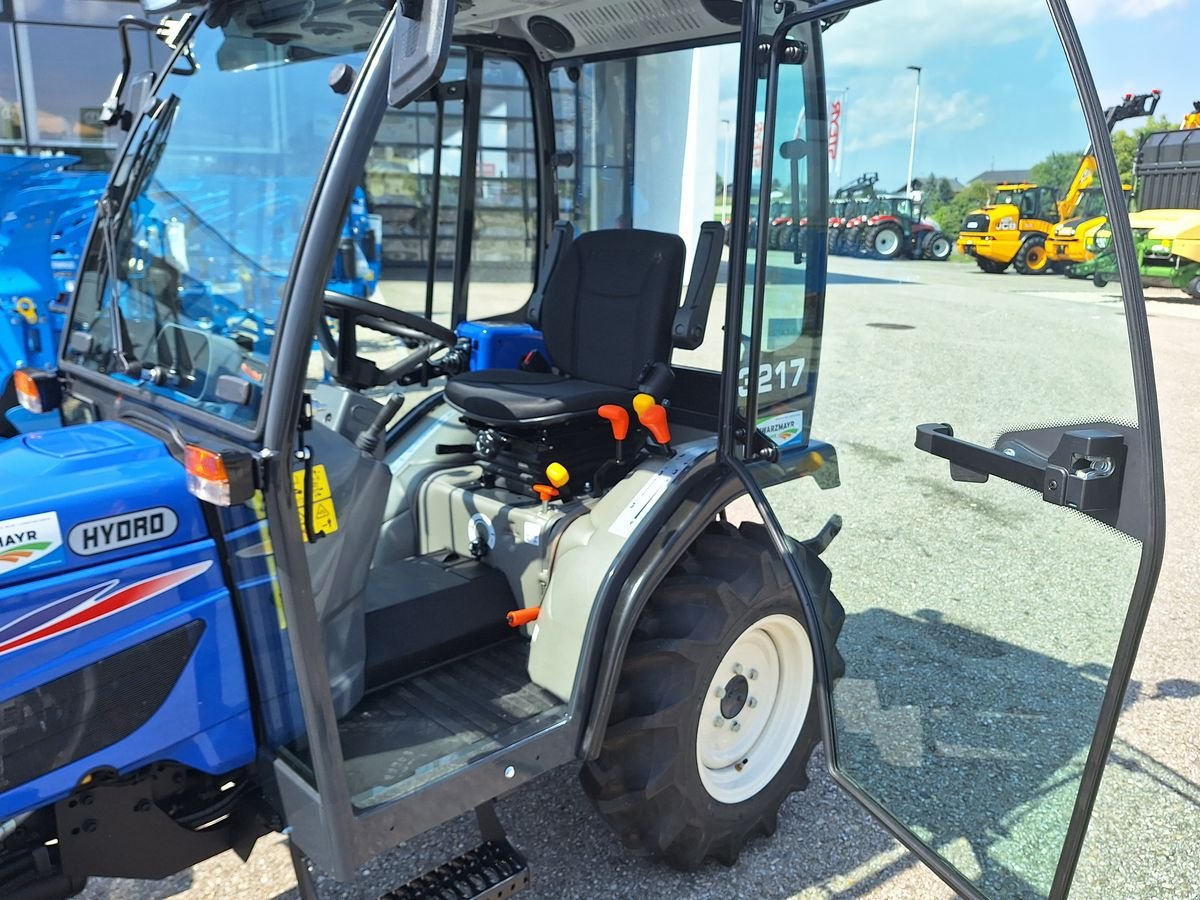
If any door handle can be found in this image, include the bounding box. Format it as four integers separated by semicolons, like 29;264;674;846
915;423;1126;514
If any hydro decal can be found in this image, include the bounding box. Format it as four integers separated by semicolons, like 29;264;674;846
68;507;180;556
0;561;213;657
0;512;64;576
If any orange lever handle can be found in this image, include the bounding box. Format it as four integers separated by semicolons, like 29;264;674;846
507;606;540;627
598;404;629;440
533;483;559;503
638;403;671;446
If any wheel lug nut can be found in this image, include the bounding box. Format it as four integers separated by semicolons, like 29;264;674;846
713;716;724;728
731;721;741;732
748;697;758;708
748;668;758;680
714;686;726;699
733;663;744;675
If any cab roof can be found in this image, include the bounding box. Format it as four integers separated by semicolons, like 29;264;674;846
142;0;741;61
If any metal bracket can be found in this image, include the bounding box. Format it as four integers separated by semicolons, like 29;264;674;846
915;423;1126;514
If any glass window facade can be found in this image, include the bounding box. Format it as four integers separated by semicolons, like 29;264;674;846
0;0;148;166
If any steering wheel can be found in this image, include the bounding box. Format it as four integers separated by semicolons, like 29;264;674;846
319;290;458;388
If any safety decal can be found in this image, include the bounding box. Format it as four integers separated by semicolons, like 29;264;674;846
291;464;339;541
0;560;212;657
0;511;64;577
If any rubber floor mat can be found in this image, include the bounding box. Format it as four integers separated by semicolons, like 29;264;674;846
335;640;563;807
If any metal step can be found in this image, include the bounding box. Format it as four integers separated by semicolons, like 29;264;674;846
378;839;529;900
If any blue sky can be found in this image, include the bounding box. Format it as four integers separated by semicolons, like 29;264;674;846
708;0;1195;190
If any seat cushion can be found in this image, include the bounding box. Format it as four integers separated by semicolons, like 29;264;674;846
444;369;635;425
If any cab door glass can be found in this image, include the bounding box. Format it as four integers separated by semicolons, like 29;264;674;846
748;1;1156;897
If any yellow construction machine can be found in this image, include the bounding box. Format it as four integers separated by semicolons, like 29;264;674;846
959;91;1160;274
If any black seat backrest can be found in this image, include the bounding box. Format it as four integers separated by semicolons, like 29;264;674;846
539;229;685;390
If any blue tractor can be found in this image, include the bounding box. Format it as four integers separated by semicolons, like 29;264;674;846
0;158;108;436
0;2;1167;900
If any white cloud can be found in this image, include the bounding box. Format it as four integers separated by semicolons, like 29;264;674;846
844;86;988;156
1066;0;1188;25
822;0;1045;70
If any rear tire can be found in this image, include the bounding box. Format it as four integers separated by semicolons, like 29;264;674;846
1013;234;1050;274
870;223;904;260
1186;275;1200;300
582;522;843;870
923;232;952;261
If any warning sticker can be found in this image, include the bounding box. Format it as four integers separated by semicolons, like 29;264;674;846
292;465;339;541
609;447;706;539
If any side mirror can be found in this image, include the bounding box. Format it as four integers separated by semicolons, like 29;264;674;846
389;0;456;108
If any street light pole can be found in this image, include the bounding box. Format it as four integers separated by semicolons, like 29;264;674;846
905;65;922;197
720;119;731;224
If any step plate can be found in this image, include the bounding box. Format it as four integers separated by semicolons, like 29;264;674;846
380;839;529;900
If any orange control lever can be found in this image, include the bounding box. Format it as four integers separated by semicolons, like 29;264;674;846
637;402;671;448
533;484;559;503
507;607;540;627
598;404;629;440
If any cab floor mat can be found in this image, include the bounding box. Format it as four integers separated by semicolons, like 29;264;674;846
329;639;564;807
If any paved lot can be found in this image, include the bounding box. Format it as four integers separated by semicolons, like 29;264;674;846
84;256;1199;900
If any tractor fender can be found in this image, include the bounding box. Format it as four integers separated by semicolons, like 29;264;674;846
577;453;838;758
577;453;740;757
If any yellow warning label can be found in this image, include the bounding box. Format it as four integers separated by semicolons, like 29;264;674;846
292;464;339;541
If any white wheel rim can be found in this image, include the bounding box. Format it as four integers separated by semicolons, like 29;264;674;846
932;237;950;257
875;230;899;255
696;613;814;804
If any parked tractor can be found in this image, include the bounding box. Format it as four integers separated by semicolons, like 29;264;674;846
958;90;1161;274
0;3;1166;900
0;159;107;438
858;194;952;261
827;172;878;255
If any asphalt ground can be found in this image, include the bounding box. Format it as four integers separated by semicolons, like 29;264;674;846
83;254;1199;900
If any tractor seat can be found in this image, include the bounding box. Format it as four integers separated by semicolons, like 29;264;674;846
444;228;686;426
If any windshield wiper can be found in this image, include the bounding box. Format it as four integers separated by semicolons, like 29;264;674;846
96;93;180;378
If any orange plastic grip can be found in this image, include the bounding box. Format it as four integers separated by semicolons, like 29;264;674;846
637;403;671;446
533;484;559;503
598;404;629;440
507;607;540;627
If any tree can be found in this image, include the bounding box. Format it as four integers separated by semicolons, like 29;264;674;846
922;173;956;206
928;180;992;239
1030;151;1085;194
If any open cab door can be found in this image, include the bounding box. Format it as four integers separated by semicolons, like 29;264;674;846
730;1;1164;897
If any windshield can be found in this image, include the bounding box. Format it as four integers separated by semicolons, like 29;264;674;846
1075;186;1107;219
993;188;1024;206
66;14;371;426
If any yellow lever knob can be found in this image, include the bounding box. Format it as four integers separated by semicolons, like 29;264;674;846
546;462;570;488
632;393;655;416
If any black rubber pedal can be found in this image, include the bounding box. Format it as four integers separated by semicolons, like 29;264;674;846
379;839;529;900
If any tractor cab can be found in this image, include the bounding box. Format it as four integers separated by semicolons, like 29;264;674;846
0;2;1166;899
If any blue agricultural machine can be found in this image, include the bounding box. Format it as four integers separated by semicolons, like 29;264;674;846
0;3;1168;900
0;158;107;435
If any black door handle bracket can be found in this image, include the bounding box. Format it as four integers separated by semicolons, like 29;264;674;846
915;423;1126;514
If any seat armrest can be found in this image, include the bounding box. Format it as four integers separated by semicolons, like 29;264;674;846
672;221;724;350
